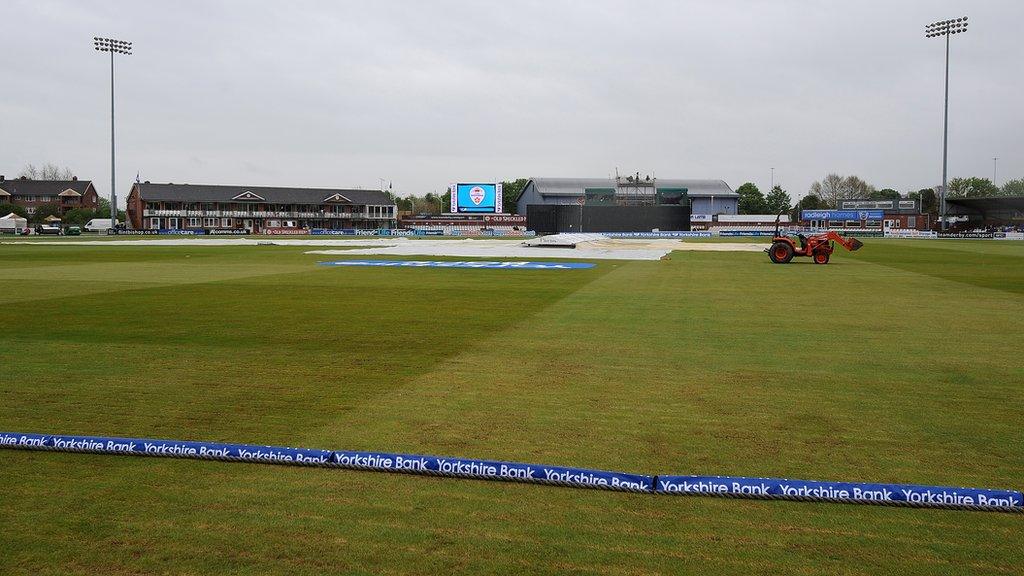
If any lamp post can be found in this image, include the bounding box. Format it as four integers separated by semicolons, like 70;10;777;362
93;37;132;229
993;157;998;186
925;17;967;231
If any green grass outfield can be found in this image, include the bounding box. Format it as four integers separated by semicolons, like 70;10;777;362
1;240;1021;574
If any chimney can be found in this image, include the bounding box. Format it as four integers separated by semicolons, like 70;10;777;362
0;175;4;182
72;176;78;181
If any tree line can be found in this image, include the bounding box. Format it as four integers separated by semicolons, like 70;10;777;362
737;173;1024;217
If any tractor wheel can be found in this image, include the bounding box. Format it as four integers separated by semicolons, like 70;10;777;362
813;251;830;265
769;242;794;264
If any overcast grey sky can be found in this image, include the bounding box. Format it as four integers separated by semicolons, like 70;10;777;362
2;1;1021;204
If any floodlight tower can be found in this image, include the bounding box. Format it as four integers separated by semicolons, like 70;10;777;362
925;17;967;231
93;37;132;228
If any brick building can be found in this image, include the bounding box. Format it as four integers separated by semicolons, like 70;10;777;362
800;198;932;231
0;175;99;216
126;182;398;233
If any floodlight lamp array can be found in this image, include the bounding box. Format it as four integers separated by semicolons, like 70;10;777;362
925;17;968;38
93;37;133;54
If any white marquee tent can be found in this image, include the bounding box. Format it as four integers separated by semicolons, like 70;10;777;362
0;212;28;233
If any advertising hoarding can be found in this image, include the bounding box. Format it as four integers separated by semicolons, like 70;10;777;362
801;210;885;220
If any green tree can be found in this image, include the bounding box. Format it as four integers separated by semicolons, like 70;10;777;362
870;188;901;200
736;182;767;214
948;177;999;198
421;193;442;214
406;195;432;214
395;196;414;212
0;203;28;218
809;174;875;207
791;194;824;220
913;188;938;214
90;199;126;223
30;203;61;224
501;178;528;214
1001;178;1024;196
62;208;94;226
764;185;791;214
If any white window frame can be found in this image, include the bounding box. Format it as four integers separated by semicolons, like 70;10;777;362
167;217;179;230
188;217;199;227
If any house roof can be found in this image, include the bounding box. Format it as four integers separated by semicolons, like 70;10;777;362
517;177;737;201
135;183;395;205
0;179;93;197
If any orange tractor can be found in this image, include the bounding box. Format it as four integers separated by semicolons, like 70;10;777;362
767;219;863;264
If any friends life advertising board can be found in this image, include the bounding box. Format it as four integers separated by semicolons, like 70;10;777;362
450;182;502;213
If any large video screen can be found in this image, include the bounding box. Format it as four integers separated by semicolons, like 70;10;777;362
451;182;502;213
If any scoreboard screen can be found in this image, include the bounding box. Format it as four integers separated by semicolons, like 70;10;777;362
450;183;502;213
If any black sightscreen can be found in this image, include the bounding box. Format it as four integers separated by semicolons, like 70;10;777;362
526;205;690;234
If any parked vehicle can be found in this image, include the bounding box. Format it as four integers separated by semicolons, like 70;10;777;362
34;224;62;235
65;226;82;236
84;218;119;233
